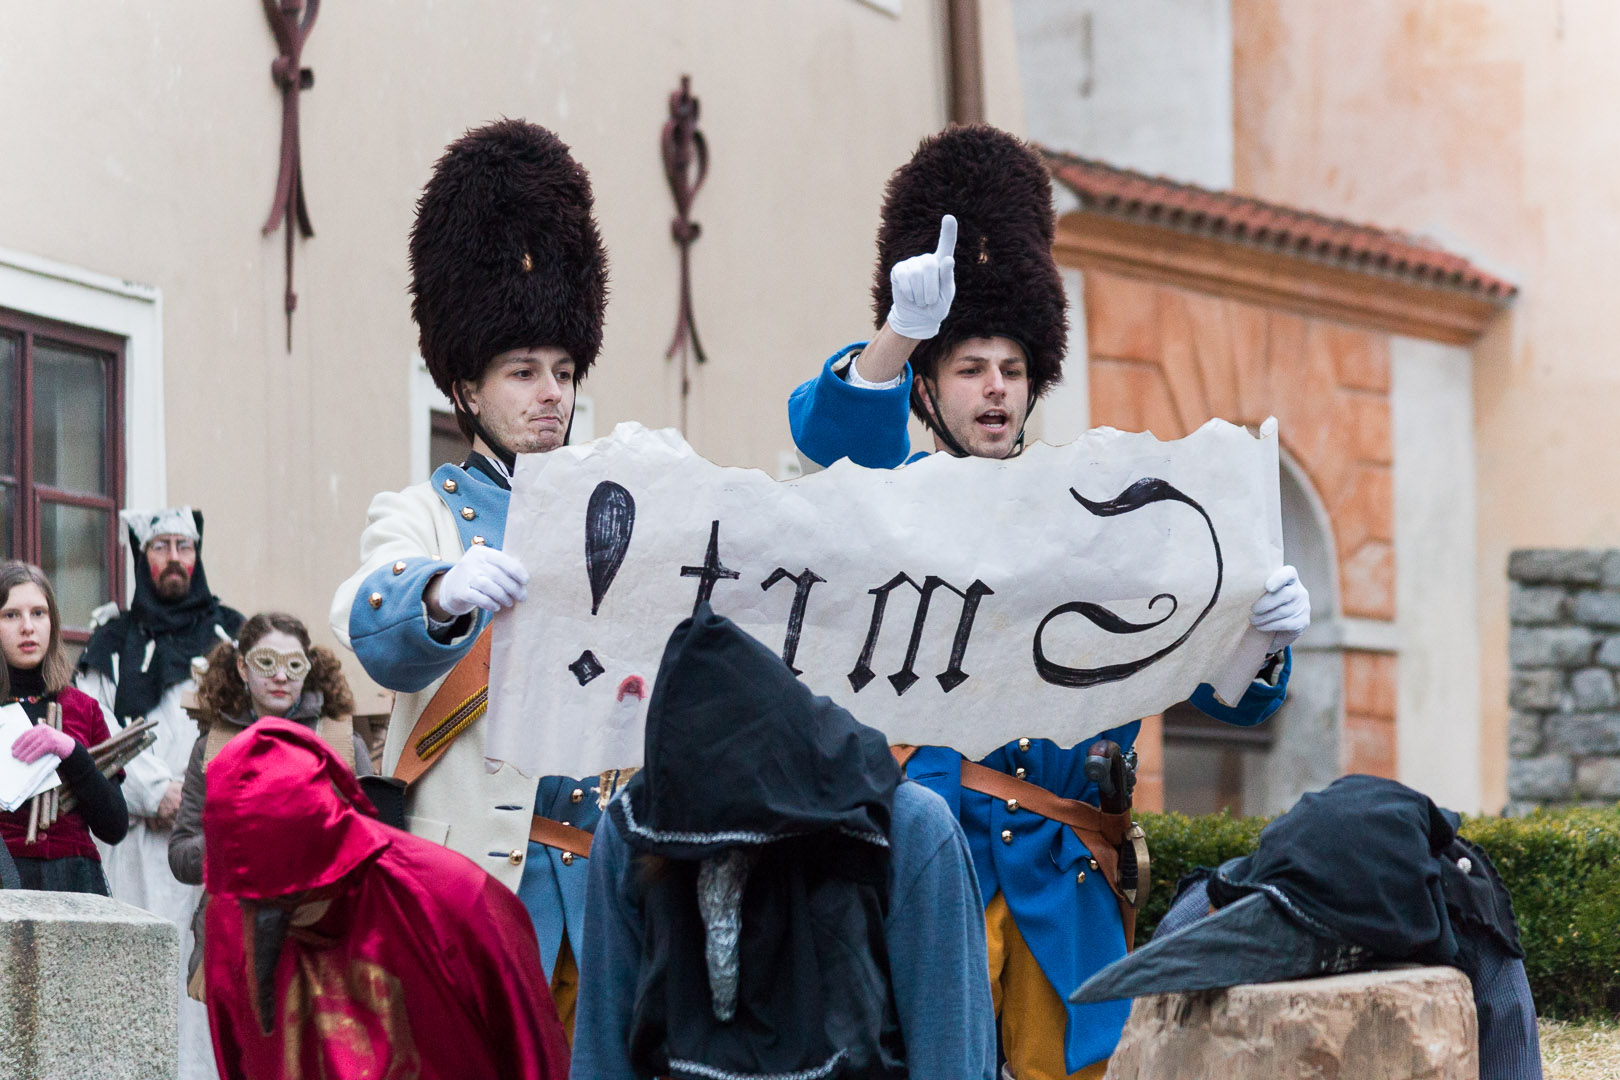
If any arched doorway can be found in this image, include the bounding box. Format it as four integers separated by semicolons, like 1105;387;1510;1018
1162;451;1345;816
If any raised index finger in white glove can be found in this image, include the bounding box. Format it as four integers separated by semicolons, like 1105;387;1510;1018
436;545;530;617
886;214;958;341
1250;565;1310;652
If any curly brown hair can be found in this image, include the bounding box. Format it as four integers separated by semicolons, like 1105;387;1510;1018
195;612;353;727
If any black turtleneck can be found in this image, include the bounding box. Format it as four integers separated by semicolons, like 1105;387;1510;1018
4;663;128;845
5;662;46;703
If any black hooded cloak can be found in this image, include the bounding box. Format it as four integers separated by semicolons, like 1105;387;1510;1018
610;604;907;1080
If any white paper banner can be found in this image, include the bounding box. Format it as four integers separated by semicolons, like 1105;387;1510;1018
487;420;1283;777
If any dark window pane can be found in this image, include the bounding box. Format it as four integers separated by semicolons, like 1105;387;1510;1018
0;331;17;478
32;339;109;495
429;410;469;473
0;482;12;560
37;502;110;631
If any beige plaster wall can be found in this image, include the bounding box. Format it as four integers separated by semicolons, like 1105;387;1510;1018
0;2;1021;684
1230;0;1615;811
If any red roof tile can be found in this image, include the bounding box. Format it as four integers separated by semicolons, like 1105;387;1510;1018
1040;148;1516;302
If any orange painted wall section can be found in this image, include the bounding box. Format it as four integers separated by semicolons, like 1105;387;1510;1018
1085;269;1397;623
1344;650;1399;778
1231;0;1620;810
1081;267;1402;791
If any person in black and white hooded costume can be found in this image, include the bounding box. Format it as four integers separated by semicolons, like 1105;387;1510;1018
78;505;242;1080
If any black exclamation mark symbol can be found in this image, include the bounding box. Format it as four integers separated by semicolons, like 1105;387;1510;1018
570;481;636;685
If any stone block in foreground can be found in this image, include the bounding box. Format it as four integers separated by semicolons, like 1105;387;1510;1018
1103;966;1477;1080
0;891;179;1080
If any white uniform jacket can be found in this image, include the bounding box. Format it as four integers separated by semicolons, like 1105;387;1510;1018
330;461;535;891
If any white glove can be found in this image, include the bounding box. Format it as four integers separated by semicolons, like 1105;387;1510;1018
886;214;957;340
434;545;530;617
1251;565;1310;653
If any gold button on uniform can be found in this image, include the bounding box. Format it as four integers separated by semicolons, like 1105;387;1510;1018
392;561;407;575
1088;857;1099;871
1005;799;1019;813
1017;738;1031;752
442;479;458;493
461;507;476;521
561;852;575;866
1014;767;1027;779
1000;829;1013;844
368;592;383;609
1076;871;1086;884
471;536;486;546
507;849;523;866
570;788;584;803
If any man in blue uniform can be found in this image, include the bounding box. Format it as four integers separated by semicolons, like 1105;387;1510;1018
787;124;1312;1079
330;119;612;1038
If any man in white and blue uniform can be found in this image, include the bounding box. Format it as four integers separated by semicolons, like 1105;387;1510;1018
787;125;1312;1080
330;119;610;1037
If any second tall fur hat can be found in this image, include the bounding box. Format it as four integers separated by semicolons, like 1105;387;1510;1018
410;119;609;396
872;124;1066;400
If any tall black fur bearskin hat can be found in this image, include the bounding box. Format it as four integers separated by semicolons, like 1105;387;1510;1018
410;119;609;399
872;124;1066;418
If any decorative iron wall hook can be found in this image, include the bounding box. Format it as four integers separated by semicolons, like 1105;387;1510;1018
661;75;708;429
262;0;319;351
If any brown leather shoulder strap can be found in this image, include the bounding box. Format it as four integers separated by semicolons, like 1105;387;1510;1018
393;628;492;787
530;815;594;859
960;759;1145;944
959;761;1129;846
890;744;919;771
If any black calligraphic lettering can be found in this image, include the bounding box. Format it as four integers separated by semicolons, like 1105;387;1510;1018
1032;478;1222;688
584;482;636;615
848;573;994;695
679;520;740;614
568;649;605;686
760;568;825;675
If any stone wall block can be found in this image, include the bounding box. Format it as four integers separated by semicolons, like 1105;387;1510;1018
1508;669;1565;711
0;892;178;1080
1600;550;1620;588
1509;583;1567;625
1508;755;1575;800
1596;636;1620;669
1576;758;1620;799
1574;590;1620;628
1544;713;1620;755
1571;667;1620;710
1102;967;1477;1080
1508;711;1542;757
1509;626;1596;668
1509;549;1604;585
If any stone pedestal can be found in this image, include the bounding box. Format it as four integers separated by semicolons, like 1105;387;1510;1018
1104;966;1478;1080
0;891;179;1080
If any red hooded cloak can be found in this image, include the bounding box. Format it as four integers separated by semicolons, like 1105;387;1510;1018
202;719;568;1080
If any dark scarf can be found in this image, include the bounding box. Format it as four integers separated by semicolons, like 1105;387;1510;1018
611;605;907;1080
79;512;243;721
1207;775;1523;979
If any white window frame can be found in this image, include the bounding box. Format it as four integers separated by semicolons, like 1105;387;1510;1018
0;246;166;521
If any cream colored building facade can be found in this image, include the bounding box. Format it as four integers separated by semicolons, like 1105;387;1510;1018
0;1;1023;695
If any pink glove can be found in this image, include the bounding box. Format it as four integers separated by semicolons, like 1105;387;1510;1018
12;725;76;764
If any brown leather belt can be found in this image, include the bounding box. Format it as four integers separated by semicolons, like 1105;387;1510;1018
894;746;1150;948
529;815;594;859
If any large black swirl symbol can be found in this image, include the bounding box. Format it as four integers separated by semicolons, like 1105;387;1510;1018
1032;477;1222;688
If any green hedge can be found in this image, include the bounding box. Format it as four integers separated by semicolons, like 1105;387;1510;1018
1134;806;1620;1019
